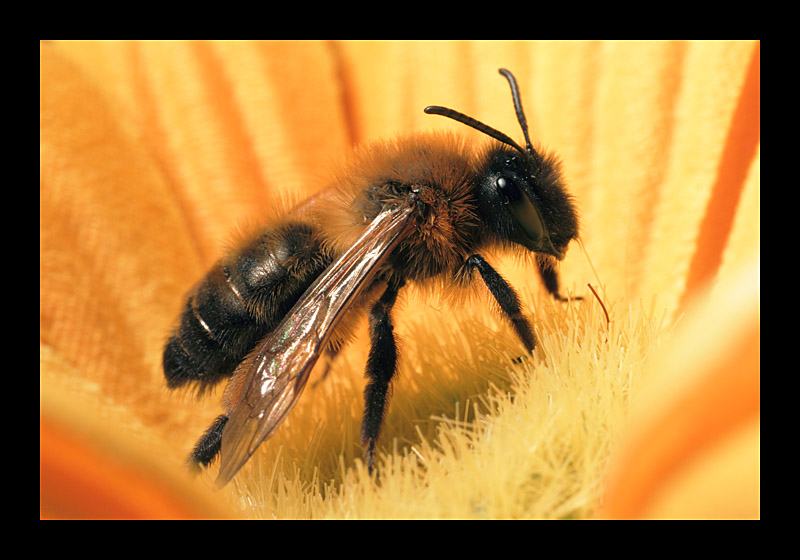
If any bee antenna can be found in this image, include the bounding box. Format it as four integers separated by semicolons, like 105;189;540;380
498;68;535;157
424;105;527;155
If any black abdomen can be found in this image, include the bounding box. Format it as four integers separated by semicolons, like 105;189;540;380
163;221;332;391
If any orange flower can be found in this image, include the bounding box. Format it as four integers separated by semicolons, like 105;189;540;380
41;40;759;519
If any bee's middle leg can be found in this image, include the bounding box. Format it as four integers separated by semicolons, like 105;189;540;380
361;279;404;475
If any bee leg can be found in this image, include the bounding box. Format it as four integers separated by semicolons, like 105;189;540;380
361;279;404;475
466;254;536;353
312;345;342;389
187;414;229;472
536;254;582;302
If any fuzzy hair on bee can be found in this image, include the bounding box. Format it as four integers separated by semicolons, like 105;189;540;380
163;68;580;486
318;133;481;281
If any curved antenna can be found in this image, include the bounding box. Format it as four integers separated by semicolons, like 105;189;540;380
498;68;535;156
424;68;539;159
424;106;526;155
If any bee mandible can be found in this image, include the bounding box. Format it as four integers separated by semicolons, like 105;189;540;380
163;68;579;486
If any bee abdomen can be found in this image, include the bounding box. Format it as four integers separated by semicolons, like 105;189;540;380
163;221;332;391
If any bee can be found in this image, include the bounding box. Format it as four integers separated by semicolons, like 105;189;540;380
163;68;579;487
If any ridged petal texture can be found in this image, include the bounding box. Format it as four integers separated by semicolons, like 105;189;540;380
41;41;758;519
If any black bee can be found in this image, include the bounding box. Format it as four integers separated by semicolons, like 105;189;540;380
163;68;579;487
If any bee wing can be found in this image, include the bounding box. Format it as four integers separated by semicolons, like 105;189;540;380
216;204;415;487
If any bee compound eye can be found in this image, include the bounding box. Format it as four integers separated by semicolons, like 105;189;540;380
492;174;559;257
496;176;521;204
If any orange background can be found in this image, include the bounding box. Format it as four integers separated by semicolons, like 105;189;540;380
41;40;759;519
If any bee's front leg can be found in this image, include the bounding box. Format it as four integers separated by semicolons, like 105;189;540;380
536;254;581;302
465;254;536;353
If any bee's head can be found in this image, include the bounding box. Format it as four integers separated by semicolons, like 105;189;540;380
475;144;576;259
425;68;578;260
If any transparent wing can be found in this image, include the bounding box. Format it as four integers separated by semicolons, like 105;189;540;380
216;204;415;487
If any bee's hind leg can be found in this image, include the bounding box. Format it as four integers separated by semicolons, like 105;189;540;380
312;344;344;389
187;414;229;472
